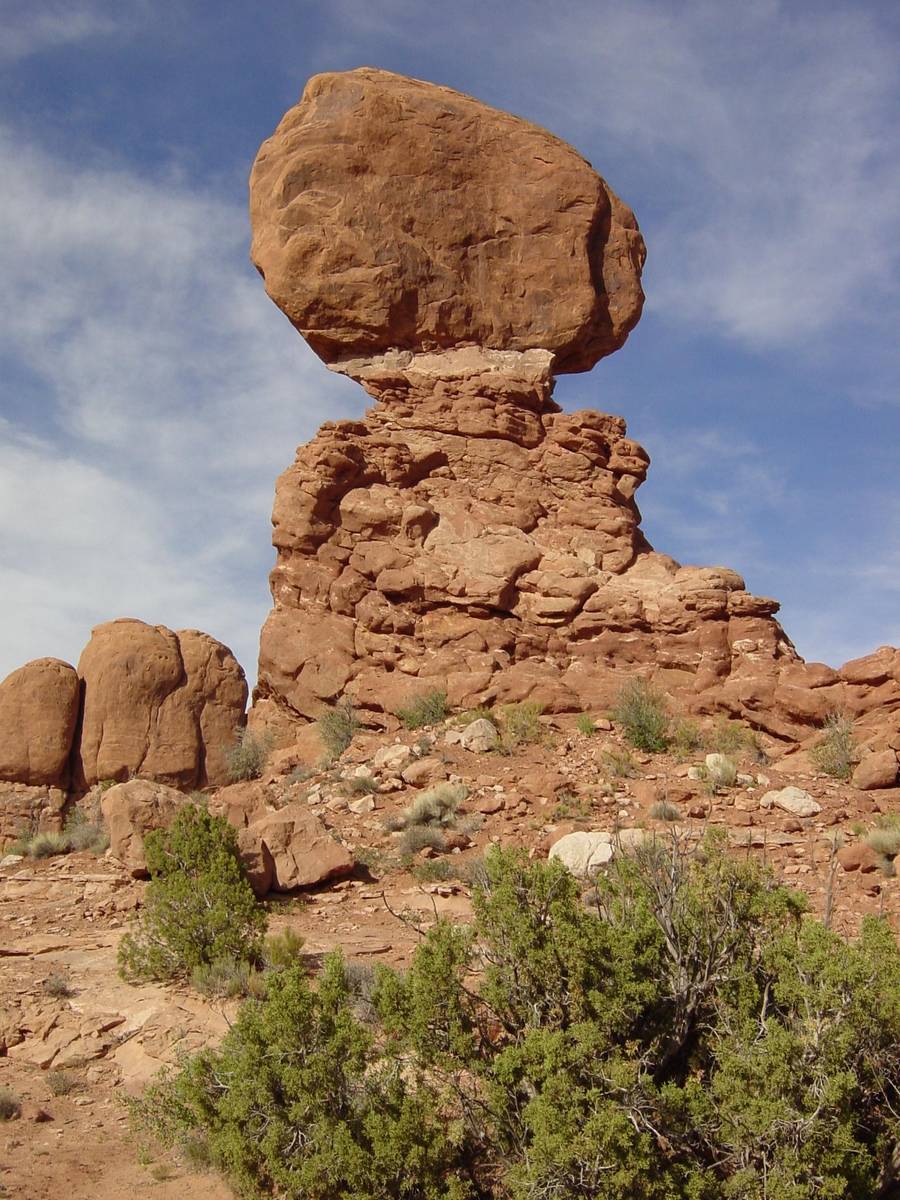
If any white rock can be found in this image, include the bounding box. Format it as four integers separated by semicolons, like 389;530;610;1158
457;718;501;753
548;831;613;878
761;786;821;818
371;744;413;772
0;854;23;869
347;796;376;815
687;766;703;780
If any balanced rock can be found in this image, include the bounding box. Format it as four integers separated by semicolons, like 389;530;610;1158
248;70;900;757
250;68;645;379
73;619;248;790
0;659;79;787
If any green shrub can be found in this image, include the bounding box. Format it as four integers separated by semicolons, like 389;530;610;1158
610;678;671;752
499;700;544;748
810;713;858;780
225;727;272;782
397;689;449;730
318;698;360;759
137;838;900;1199
131;957;465;1200
575;712;597;736
117;805;266;983
453;707;495;728
0;1089;20;1120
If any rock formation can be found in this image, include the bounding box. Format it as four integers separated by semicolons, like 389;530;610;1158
248;69;899;761
0;620;247;841
72;619;248;790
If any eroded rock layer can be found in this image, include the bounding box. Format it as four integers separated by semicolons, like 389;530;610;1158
253;369;898;748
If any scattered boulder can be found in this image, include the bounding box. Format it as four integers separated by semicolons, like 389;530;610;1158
246;804;354;891
101;779;186;877
0;659;79;787
455;720;501;754
851;750;899;791
836;844;881;874
401;756;448;787
761;787;822;818
235;827;276;897
548;831;613;877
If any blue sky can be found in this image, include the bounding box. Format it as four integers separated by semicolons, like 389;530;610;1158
1;0;898;685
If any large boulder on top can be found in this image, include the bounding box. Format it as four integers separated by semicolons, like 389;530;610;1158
73;619;248;790
250;67;645;378
0;658;80;787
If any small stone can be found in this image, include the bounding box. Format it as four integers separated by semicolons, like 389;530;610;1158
852;750;899;791
458;719;501;754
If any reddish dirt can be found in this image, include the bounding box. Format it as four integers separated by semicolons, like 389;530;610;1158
1;713;897;1199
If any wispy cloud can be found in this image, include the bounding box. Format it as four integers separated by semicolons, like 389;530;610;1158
0;1;134;62
0;121;361;682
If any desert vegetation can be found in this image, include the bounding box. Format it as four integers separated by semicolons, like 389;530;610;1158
117;804;266;984
132;837;900;1199
811;712;858;780
226;727;273;782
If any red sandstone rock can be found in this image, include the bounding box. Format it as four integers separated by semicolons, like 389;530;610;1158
246;804;354;890
852;749;899;791
247;72;900;758
73;619;247;790
250;68;644;379
837;844;881;874
0;659;79;787
101;778;186;877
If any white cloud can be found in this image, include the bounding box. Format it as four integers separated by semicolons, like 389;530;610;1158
0;1;131;62
0;121;363;684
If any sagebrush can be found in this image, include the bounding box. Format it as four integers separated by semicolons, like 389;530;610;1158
611;678;671;751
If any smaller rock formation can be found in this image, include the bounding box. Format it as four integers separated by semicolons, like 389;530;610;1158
72;619;248;791
0;659;80;788
0;620;248;845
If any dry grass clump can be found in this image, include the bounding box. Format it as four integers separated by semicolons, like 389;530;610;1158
864;815;900;870
226;728;273;782
499;701;544;748
575;713;597;736
601;747;639;778
384;782;469;857
43;971;74;999
649;800;681;822
702;755;738;794
810;713;858;780
46;1069;79;1097
0;1089;20;1120
318;698;360;760
397;689;449;730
